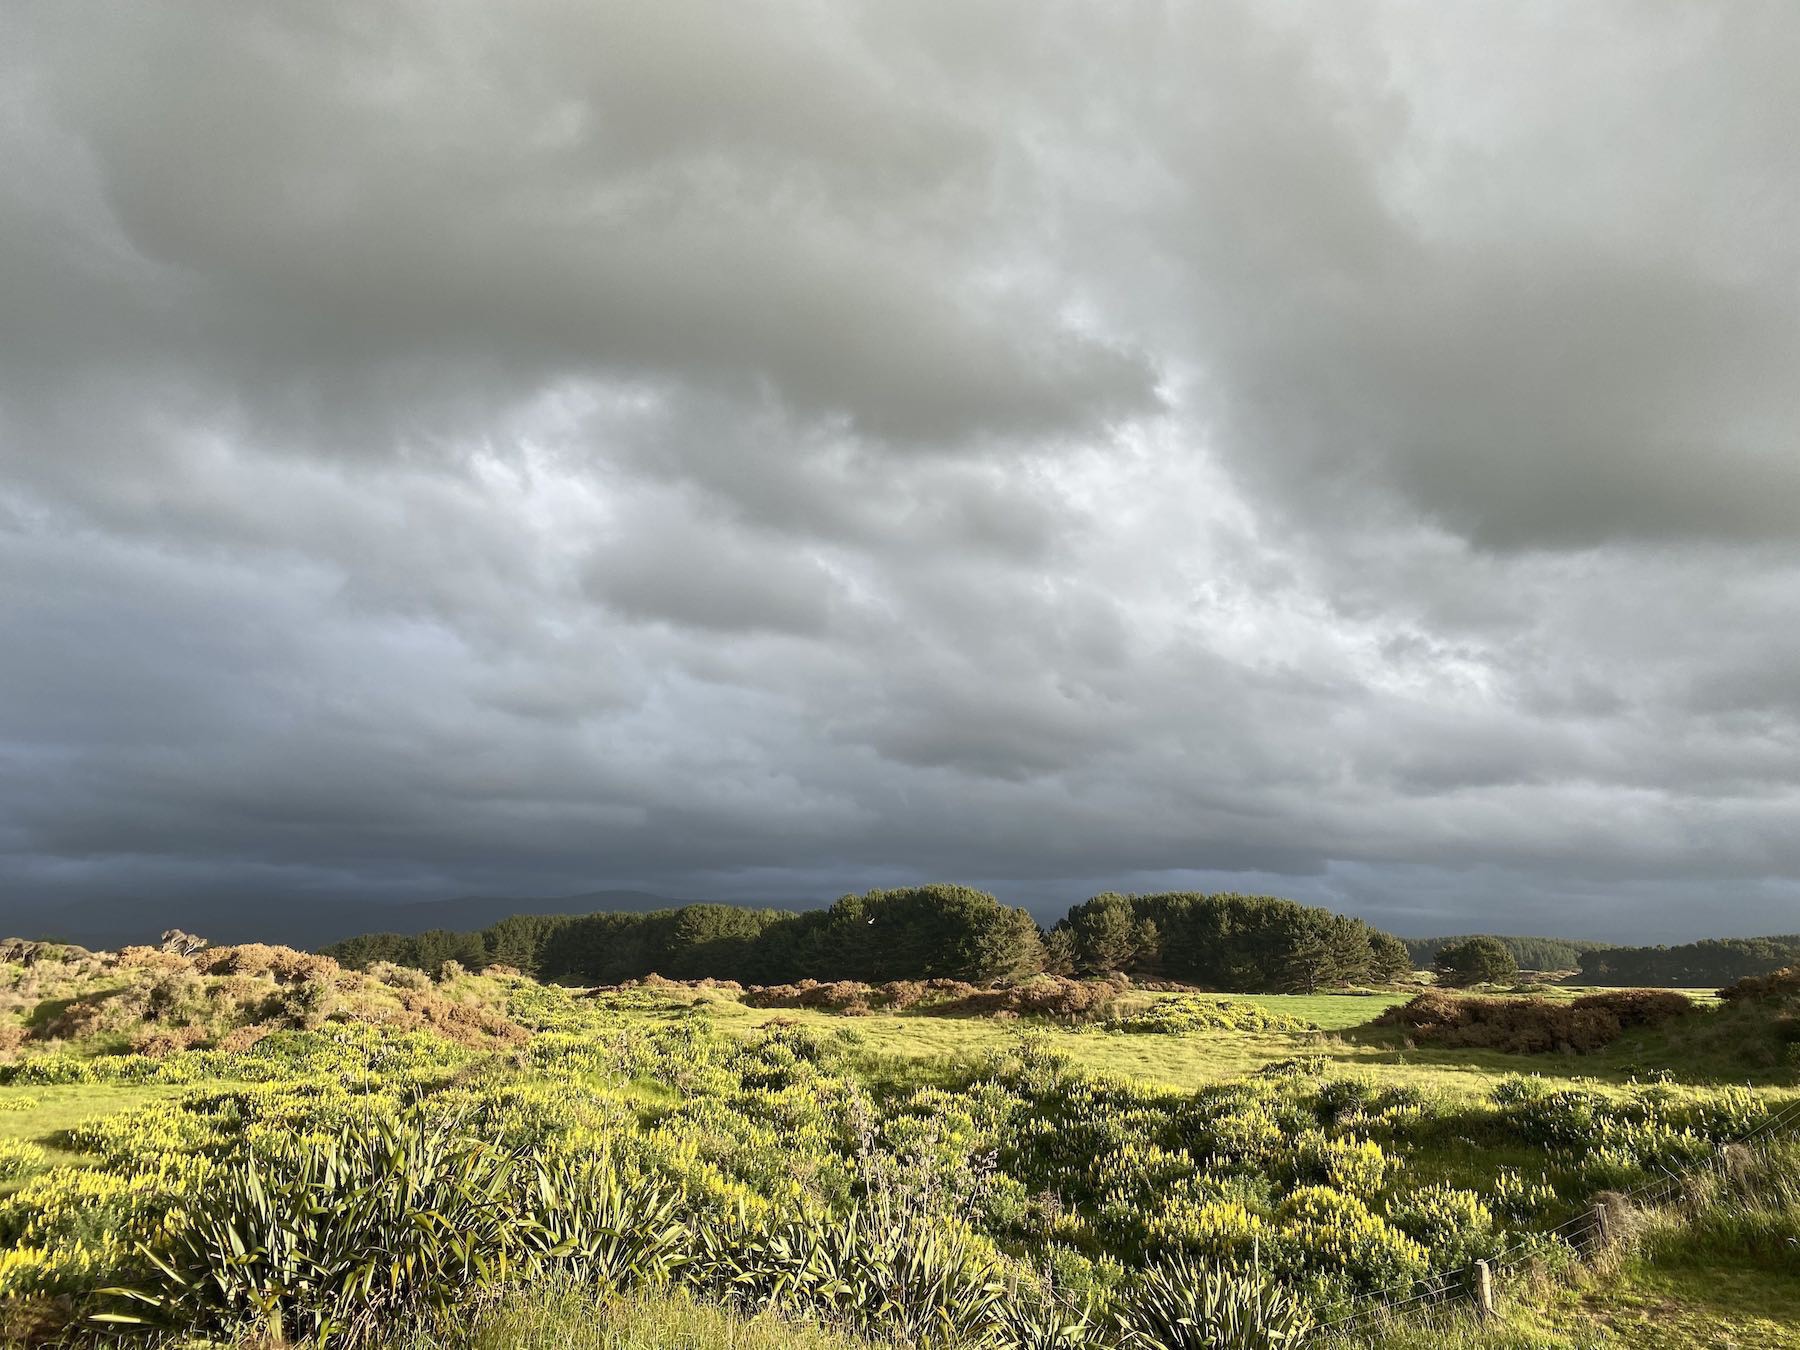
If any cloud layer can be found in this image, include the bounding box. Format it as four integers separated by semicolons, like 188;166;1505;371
4;2;1798;940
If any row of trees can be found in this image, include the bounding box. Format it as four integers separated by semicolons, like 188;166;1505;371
1576;935;1800;987
1052;892;1410;991
326;887;1411;992
1400;934;1614;972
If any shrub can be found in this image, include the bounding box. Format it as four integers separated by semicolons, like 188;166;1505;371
1288;1134;1396;1198
1720;967;1800;1003
193;944;339;984
1110;998;1313;1035
0;1138;47;1180
1386;1186;1499;1266
1374;991;1660;1053
1115;1255;1314;1349
1273;1187;1429;1290
130;1026;211;1057
111;1115;532;1345
1569;989;1694;1029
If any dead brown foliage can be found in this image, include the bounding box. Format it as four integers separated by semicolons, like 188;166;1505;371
193;944;340;984
1375;988;1694;1054
130;1025;211;1057
727;974;1127;1020
1719;967;1800;1003
1571;988;1695;1028
214;1024;276;1054
115;946;198;975
388;986;529;1047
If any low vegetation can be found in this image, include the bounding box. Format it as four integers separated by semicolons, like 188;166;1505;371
0;928;1794;1349
1377;989;1696;1054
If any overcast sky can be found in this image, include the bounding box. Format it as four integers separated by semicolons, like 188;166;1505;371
3;3;1798;941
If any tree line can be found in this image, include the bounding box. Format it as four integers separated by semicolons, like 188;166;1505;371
324;886;1413;993
1400;934;1616;972
1576;934;1800;987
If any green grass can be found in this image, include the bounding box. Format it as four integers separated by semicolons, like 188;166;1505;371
1575;1261;1800;1349
382;1285;871;1350
0;1082;180;1170
590;985;1795;1101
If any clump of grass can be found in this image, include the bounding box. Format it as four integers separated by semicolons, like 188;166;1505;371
1109;996;1315;1035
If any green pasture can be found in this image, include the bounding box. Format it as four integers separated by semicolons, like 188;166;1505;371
581;984;1791;1099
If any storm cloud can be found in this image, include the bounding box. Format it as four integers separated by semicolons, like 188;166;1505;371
3;1;1798;941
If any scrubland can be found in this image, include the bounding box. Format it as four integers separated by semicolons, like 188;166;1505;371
0;938;1796;1349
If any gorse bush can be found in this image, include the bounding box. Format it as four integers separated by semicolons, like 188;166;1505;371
1375;990;1694;1054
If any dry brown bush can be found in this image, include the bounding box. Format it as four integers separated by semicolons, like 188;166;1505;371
367;961;433;991
116;946;197;975
193;944;339;984
931;976;1125;1021
130;1025;211;1057
214;1024;275;1054
1571;988;1695;1028
392;986;528;1046
0;1022;25;1060
1719;967;1800;1003
206;975;276;1013
1375;989;1692;1054
736;973;1124;1021
40;997;116;1042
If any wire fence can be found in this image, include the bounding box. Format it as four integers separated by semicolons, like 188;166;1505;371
1311;1088;1800;1341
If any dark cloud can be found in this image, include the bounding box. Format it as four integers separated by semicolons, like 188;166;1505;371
2;1;1797;943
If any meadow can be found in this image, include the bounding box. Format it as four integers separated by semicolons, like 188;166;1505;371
1;938;1796;1349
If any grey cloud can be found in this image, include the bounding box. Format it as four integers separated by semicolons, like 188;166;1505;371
2;1;1798;945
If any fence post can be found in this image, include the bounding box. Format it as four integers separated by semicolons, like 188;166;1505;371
1591;1202;1611;1250
1474;1260;1495;1320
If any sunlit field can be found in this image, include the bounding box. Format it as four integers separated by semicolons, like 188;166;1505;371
2;942;1796;1349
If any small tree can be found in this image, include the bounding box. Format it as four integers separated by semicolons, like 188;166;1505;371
1063;893;1138;974
1434;936;1517;988
1041;927;1078;977
1283;929;1337;993
1367;931;1415;982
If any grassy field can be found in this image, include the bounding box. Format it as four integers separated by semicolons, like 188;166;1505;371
0;948;1795;1349
0;1082;180;1171
601;983;1785;1098
385;1286;877;1350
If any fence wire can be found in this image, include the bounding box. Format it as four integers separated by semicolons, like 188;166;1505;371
1312;1088;1800;1340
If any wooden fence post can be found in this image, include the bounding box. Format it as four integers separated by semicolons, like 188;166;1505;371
1474;1259;1495;1320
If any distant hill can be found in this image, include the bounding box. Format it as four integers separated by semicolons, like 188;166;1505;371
1402;934;1618;972
0;889;700;951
